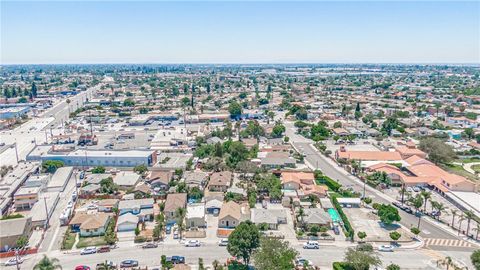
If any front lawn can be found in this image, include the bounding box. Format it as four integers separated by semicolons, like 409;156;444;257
61;229;76;250
76;236;107;248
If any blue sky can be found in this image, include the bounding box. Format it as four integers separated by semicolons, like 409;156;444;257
1;1;479;64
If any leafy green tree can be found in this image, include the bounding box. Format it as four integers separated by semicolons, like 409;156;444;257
31;82;38;98
471;249;480;270
389;231;401;243
16;235;28;248
271;124;286;138
33;255;62;270
133;164;148;175
253;237;298;270
377;204;401;225
227;221;261;265
123;98;135;107
91;166;106;174
99;177;118;194
357;231;367;242
343;246;381;270
42;160;64;173
419;138;456;164
228;101;243;118
386;264;401;270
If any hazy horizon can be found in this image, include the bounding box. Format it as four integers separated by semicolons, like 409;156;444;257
2;1;479;64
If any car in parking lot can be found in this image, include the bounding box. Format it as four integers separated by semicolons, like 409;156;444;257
80;247;97;255
4;257;23;266
142;242;158;249
378;245;394;252
75;266;91;270
184;240;201;247
166;256;185;264
303;241;320;249
218;239;229;246
120;260;139;268
95;261;116;269
96;246;110;253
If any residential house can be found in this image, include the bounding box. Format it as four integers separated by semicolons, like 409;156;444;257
97;199;119;212
259;152;296;169
251;209;287;230
186;203;206;228
164;193;187;224
0;217;32;252
117;213;138;232
147;170;173;190
113;171;141;189
118;198;154;221
184;171;208;188
301;208;331;228
208;171;233;192
69;212;111;237
218;201;250;228
205;197;223;215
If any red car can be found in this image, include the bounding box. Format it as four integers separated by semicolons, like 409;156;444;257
75;266;91;270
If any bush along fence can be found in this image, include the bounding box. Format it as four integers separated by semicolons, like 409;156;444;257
331;194;355;242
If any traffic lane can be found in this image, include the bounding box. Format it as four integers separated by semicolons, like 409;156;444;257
296;142;457;239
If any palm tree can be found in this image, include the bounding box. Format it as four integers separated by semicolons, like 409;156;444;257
443;256;453;270
33;255;62;270
296;207;306;229
175;207;186;238
433;202;446;220
464;211;475;238
399;185;407;205
457;215;466;236
450;209;458;228
473;222;480;240
420;191;431;213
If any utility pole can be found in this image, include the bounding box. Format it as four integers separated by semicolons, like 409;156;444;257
43;196;49;230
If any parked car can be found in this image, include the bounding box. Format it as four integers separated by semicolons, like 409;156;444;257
142;242;158;249
184;240;201;247
378;245;394;252
75;266;91;270
80;247;97;255
96;246;110;253
166;256;185;264
166;226;171;234
120;260;139;268
218;239;229;246
4;258;23;266
303;241;320;249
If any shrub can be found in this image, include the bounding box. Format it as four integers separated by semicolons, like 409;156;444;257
315;172;342;192
331;195;354;240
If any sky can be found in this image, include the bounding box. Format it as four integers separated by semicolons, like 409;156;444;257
1;1;479;64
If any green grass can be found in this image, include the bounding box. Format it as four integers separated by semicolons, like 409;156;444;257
76;236;107;248
442;164;478;181
61;230;76;250
454;158;480;164
472;164;480;174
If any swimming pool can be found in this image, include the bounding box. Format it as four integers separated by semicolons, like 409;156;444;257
328;208;341;223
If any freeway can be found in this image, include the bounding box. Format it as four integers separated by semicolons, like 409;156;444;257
284;121;459;240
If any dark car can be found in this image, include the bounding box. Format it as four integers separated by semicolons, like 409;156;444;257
142;242;158;249
97;246;110;253
166;256;185;264
120;260;139;268
404;207;413;214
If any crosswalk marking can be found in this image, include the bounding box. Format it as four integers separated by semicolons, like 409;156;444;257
424;238;474;248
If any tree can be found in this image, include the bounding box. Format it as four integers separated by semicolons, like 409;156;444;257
419;138;456;164
410;194;424;228
123;98;135;107
133;164;148;175
33;255;62;270
227;220;260;265
175;207;186;238
16;235;28;248
229;101;243;118
389;231;401;243
357;231;367;242
386;264;401;270
42;160;64;173
381;117;400;136
420;191;431;212
271;124;286;138
464;210;475;237
471;249;480;270
134;227;140;236
91;166;106;174
253;237;298;270
377;204;401;225
31;82;38;98
410;227;420;239
343;246;381;270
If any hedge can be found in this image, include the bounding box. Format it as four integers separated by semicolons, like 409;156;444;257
332;262;354;270
331;195;355;240
315;174;342;192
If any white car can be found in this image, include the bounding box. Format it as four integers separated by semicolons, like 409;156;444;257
184;240;201;247
218;239;229;246
5;258;23;266
295;258;313;267
378;245;394;252
303;241;320;249
80;246;97;255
